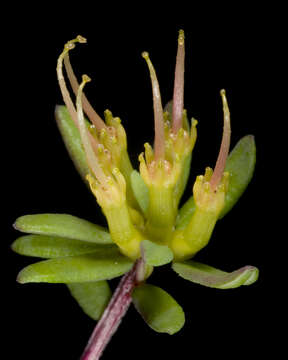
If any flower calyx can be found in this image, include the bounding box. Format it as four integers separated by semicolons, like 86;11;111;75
193;167;229;216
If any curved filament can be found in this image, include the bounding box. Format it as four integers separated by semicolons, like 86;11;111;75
172;29;185;134
142;52;165;160
64;54;106;131
56;36;87;128
210;89;231;191
76;75;107;185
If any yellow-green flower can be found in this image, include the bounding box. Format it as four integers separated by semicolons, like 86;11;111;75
12;31;259;356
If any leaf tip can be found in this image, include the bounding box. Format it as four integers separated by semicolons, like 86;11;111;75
10;240;17;253
242;265;259;286
246;134;255;142
13;219;21;231
16;264;41;284
16;270;26;284
54;104;64;118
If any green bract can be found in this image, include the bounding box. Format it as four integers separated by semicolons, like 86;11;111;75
14;214;112;244
132;284;185;334
12;31;259;343
141;239;174;266
55;105;90;183
130;170;149;215
17;250;133;284
219;135;256;218
11;235;116;258
172;261;259;289
68;281;111;320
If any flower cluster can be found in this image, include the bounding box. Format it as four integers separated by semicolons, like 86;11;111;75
56;31;228;260
12;30;258;357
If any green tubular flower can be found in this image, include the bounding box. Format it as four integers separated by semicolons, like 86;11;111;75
171;89;231;260
75;75;144;260
56;38;145;260
12;30;259;351
58;35;138;209
139;31;197;243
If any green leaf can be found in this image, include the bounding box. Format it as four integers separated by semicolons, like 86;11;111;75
176;135;256;229
55;105;89;183
141;240;173;266
219;135;256;218
172;260;259;289
174;153;192;206
11;235;116;258
14;214;112;244
130;170;149;215
132;284;185;334
17;250;133;284
175;197;196;230
67;281;111;320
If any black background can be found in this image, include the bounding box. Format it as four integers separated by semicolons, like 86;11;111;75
4;4;277;359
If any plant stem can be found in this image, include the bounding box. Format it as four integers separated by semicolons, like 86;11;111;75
80;261;139;360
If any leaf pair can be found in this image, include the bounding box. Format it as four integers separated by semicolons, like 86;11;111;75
132;237;258;335
13;214;134;282
12;213;134;320
12;212;178;325
131;259;259;335
14;215;132;283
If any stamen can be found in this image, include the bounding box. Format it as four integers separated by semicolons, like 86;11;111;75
210;89;231;191
172;30;185;134
76;75;107;185
64;53;106;131
56;37;86;127
142;52;165;160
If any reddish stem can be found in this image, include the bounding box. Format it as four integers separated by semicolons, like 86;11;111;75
81;262;139;360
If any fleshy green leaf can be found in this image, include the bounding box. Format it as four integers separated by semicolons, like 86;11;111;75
132;284;185;334
172;260;259;289
55;105;89;183
219;135;256;218
17;250;133;284
141;240;173;266
175;196;196;230
67;281;111;320
174;153;192;206
11;235;116;258
176;135;256;229
14;214;112;244
130;170;149;215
